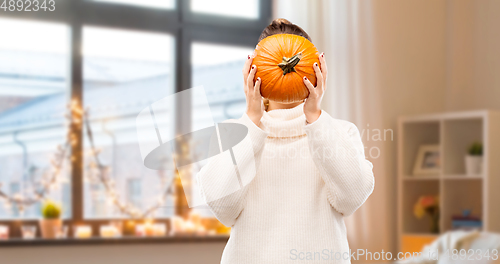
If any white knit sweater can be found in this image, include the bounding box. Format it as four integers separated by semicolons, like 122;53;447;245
197;103;374;264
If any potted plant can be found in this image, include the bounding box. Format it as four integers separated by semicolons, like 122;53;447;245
465;141;483;176
414;195;440;234
39;200;62;239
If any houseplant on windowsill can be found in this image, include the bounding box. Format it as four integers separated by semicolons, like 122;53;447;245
465;141;483;176
39;200;62;239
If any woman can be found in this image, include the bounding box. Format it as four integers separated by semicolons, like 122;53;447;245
197;18;374;264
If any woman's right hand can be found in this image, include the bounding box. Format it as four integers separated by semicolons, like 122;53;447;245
242;53;264;126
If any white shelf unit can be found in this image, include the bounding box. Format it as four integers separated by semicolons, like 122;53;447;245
397;110;500;251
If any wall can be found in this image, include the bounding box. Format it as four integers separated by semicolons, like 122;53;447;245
370;0;448;253
373;0;447;117
0;242;226;264
446;0;500;111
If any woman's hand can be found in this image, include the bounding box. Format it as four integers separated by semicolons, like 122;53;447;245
303;52;327;124
243;53;264;126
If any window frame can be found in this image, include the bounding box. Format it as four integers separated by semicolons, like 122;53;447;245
0;0;272;239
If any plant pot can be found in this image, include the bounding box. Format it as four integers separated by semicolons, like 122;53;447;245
39;219;62;239
465;155;483;176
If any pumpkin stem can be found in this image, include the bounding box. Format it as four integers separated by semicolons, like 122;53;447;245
278;52;303;75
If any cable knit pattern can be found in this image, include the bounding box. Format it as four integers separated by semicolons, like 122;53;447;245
197;103;374;264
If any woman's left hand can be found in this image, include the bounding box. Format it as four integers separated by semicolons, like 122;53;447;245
303;52;327;124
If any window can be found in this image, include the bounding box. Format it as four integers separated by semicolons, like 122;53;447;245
82;27;175;219
191;0;259;19
191;42;253;128
127;179;142;208
0;18;70;220
0;0;271;239
190;43;254;217
9;183;20;217
94;0;175;9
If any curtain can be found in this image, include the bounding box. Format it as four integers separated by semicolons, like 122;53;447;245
274;0;394;257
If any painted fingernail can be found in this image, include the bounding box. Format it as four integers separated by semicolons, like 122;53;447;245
252;65;256;70
257;77;261;81
321;52;324;57
248;55;251;59
304;76;308;80
314;62;318;67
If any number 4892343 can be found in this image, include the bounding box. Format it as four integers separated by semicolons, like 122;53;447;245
1;0;56;11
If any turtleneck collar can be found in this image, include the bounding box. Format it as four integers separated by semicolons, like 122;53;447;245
260;102;307;138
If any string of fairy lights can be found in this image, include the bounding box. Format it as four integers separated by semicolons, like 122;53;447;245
0;99;176;219
0;99;77;214
0;143;69;214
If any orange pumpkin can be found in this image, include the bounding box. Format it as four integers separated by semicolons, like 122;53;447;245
253;34;320;103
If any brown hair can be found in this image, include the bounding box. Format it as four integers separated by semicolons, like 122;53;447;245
258;18;311;43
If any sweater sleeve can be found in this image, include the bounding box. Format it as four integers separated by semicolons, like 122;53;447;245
196;113;268;227
304;110;374;217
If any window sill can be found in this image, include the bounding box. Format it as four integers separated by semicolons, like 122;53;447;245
0;234;229;247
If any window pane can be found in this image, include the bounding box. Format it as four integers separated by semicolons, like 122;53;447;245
127;179;142;208
191;42;253;216
93;0;175;9
191;0;259;19
83;27;175;219
0;19;71;219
